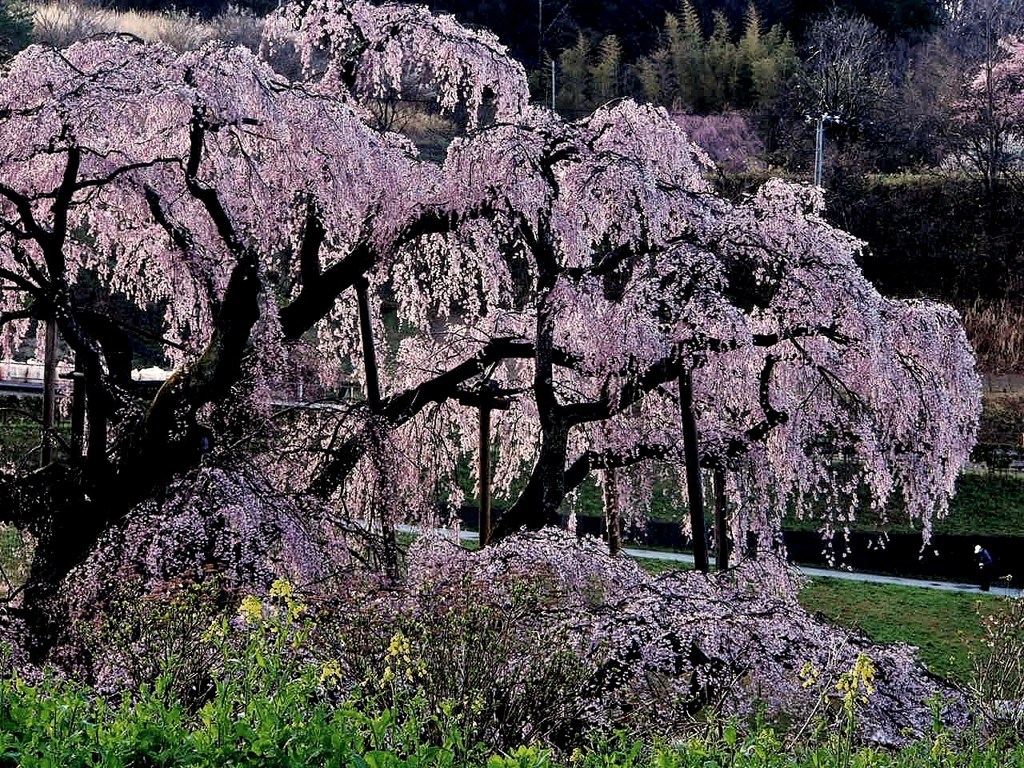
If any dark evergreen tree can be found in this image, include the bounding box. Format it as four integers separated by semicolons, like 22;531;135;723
0;0;31;61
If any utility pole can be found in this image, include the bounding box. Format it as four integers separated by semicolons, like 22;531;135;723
539;0;556;112
538;0;543;66
551;59;556;112
813;115;824;188
812;114;841;188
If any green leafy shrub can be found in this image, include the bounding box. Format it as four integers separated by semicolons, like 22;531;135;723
81;577;228;708
314;562;598;751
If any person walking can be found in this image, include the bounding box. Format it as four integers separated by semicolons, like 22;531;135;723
975;544;995;591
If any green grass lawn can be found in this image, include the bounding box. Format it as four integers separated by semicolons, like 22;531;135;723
797;577;1006;685
556;470;1024;538
781;471;1024;536
632;557;1004;687
635;555;692;575
939;472;1024;536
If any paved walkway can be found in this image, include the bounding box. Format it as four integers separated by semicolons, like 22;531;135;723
404;527;1021;598
620;546;1022;598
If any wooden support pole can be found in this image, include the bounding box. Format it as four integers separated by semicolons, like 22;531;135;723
713;464;730;571
679;364;709;573
355;277;381;410
40;318;57;467
479;405;492;547
603;466;622;556
70;357;86;460
86;385;107;469
459;381;510;547
356;277;395;575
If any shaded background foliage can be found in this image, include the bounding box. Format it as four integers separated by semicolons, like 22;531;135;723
416;0;942;66
0;0;31;59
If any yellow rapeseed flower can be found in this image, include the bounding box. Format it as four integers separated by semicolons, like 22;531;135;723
288;599;307;622
386;630;410;659
270;578;294;599
837;653;876;708
238;595;263;625
320;659;342;685
799;661;820;689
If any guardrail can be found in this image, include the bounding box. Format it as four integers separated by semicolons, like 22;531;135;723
0;360;57;383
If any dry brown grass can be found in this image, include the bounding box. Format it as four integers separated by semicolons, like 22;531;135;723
961;297;1024;374
26;1;466;160
363;101;455;160
32;1;263;52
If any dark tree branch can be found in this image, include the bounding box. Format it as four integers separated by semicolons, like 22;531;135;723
69;154;179;193
382;337;533;422
279;241;374;339
309;337;535;497
563;443;673;496
745;354;788;442
124;113;264;499
281;200;498;341
0;309;33;326
145;186;223;317
393;199;499;249
561;354;679;426
298;198;326;285
0;267;39;296
752;323;854;348
184;112;244;255
145;186;194;258
46;146;81;277
10;243;49;290
0;183;49;245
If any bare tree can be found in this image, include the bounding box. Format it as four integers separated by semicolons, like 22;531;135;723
944;0;1024;195
797;12;892;130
